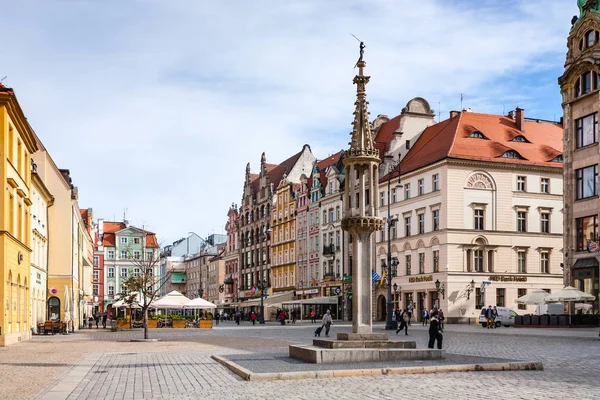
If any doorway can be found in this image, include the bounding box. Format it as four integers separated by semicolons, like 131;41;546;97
377;295;386;321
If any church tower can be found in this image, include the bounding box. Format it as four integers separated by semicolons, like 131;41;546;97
341;47;384;334
558;1;600;304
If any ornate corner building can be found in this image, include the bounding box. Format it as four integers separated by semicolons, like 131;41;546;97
559;0;600;311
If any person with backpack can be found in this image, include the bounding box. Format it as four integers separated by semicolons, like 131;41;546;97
422;309;429;326
428;310;443;349
396;308;409;335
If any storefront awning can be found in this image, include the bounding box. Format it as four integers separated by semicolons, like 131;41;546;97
236;291;295;307
281;296;339;306
573;257;599;269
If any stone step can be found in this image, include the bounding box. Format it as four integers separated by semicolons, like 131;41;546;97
289;344;445;364
313;339;416;349
336;333;389;341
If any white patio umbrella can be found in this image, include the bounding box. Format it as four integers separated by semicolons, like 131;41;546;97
183;297;217;309
515;289;550;305
64;285;71;332
151;291;191;316
545;286;596;302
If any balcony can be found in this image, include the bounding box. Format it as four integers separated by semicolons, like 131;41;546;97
323;272;336;282
323;244;338;256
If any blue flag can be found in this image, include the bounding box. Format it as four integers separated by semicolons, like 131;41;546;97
371;270;380;284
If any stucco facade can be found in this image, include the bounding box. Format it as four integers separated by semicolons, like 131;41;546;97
271;179;297;293
559;5;600;311
222;204;239;303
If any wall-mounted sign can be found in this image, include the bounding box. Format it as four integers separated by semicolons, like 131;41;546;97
408;275;433;283
488;275;527;282
587;241;598;253
305;289;319;295
296;290;304;295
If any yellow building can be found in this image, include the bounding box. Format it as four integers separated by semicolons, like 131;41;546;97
270;178;297;292
0;83;38;346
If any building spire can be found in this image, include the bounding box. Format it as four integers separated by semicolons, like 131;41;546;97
348;43;378;159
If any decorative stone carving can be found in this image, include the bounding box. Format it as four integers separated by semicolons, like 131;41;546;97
466;173;494;189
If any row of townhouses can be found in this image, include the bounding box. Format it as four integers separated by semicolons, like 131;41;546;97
1;83;95;346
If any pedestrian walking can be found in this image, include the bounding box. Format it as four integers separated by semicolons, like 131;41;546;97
407;303;413;326
102;312;107;329
88;316;94;330
291;310;297;324
310;310;316;323
438;309;445;332
428;310;443;349
94;314;100;328
396;309;409;335
492;306;498;329
235;310;241;325
485;305;494;329
422;309;429;326
279;310;286;325
322;310;333;337
250;311;257;325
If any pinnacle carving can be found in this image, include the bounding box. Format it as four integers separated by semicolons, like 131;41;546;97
348;61;379;159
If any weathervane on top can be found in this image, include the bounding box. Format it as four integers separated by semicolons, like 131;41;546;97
351;34;365;68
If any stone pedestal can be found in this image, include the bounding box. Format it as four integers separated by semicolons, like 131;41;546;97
289;332;444;364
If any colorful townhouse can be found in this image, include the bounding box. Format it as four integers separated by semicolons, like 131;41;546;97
223;204;240;303
0;83;38;346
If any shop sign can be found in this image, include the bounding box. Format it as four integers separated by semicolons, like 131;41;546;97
296;290;304;295
408;275;433;283
488;275;527;282
305;289;319;294
587;241;598;254
342;275;352;283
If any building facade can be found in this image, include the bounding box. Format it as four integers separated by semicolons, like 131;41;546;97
0;83;38;346
207;248;225;305
271;179;298;293
223;204;240;303
559;2;600;311
375;109;565;323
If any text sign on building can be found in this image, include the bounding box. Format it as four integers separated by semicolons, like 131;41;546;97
488;275;527;282
305;289;319;295
408;275;433;283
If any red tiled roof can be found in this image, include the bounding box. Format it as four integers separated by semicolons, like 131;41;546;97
250;149;306;195
374;115;403;161
101;221;159;248
315;150;344;190
399;111;563;175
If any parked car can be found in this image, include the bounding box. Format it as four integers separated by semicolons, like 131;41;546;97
479;306;518;328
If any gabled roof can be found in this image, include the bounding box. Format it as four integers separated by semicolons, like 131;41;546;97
101;221;159;248
399;111;563;175
374;115;403;161
250;149;305;195
314;150;344;191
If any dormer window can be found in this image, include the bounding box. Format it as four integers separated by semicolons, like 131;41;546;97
469;131;486;139
551;154;563;163
511;135;529;143
500;150;525;160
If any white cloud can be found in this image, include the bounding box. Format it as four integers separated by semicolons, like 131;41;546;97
1;0;576;243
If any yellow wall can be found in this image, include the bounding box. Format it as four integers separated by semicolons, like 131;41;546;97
271;182;297;290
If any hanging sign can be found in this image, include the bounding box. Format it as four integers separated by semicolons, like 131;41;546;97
587;241;598;253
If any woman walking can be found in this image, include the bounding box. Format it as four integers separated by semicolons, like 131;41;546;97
428;310;443;349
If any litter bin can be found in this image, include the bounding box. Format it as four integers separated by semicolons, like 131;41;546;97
111;319;118;332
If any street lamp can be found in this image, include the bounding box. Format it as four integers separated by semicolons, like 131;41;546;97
393;283;401;310
465;280;476;300
384;154;403;331
435;279;446;299
259;216;271;324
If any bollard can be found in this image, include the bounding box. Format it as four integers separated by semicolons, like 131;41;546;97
111;319;118;332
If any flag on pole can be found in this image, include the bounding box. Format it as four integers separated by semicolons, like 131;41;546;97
371;270;380;284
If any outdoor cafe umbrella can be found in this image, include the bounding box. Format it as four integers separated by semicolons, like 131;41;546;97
183;297;217;309
515;289;550;305
544;286;596;302
151;291;191;315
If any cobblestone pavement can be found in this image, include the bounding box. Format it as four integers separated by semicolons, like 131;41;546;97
0;322;597;399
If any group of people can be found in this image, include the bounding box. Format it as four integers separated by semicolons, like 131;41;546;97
484;305;499;329
84;312;108;329
394;306;444;349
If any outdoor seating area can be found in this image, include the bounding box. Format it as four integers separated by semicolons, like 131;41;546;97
38;320;66;335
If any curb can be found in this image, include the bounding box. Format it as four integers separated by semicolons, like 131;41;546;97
211;355;543;381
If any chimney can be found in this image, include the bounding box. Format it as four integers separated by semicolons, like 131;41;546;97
449;110;460;118
516;107;524;131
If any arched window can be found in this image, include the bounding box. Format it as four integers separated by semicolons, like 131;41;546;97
500;150;525;160
511;135;529;143
586;30;597;48
48;296;60;321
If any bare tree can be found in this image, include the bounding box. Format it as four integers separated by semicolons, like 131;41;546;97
116;243;170;340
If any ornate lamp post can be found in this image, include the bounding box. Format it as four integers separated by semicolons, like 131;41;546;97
259;216;271;324
435;279;446;300
465;280;476;300
384;155;402;331
393;282;402;310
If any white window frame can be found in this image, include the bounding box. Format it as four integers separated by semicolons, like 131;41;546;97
108;267;115;278
540;178;549;194
120;237;128;244
517;176;526;192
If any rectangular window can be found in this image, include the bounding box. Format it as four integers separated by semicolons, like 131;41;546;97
518;289;527;310
133;237;140;244
418;214;425;234
576;165;598;199
120;237;127;244
404;183;411;200
108;286;115;296
93;270;99;281
405;254;412;276
540;178;550;194
391;188;397;203
474;209;484;230
433;250;439;273
121;268;128;278
475;288;483;310
517;176;526;192
147;251;153;260
517;211;527;232
433;210;440;231
121;285;128;295
496;288;506;307
474;250;484;272
540;252;549;274
583;71;592;94
380;192;385;207
418;179;424;195
576;113;598;148
517;251;527;273
418;253;425;274
108;250;115;259
432;174;439;191
108;267;115;278
93;284;99;296
133;268;140;276
120;250;128;259
134;251;141;260
93;256;99;266
576;215;599;251
541;213;550;234
405;217;411;237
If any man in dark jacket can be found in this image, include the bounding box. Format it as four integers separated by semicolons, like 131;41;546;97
396;309;409;335
428;310;443;349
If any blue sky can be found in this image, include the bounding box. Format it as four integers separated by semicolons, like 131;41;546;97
1;0;577;244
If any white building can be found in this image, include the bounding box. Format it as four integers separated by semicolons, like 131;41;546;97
375;108;565;323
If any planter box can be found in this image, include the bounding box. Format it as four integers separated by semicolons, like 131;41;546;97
172;320;186;328
147;320;158;329
117;319;130;329
199;320;213;329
